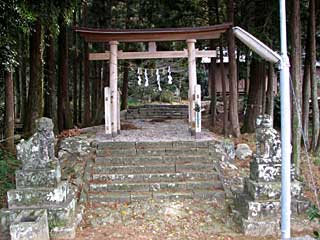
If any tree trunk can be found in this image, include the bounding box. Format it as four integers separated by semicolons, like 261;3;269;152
290;0;302;174
5;71;15;153
78;45;83;124
243;59;265;132
245;52;251;94
57;15;73;132
78;6;83;124
208;0;218;126
24;19;42;137
121;62;129;110
220;44;228;136
266;63;275;119
15;67;20;120
91;61;97;119
44;30;57;129
209;58;217;126
309;0;319;151
20;33;27;124
227;0;240;137
83;2;91;126
73;10;78;125
302;27;311;149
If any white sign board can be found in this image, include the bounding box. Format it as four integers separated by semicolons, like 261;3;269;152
104;87;111;135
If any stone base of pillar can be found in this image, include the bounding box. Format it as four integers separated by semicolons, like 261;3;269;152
112;132;118;137
103;134;112;139
117;130;121;134
195;132;201;139
190;129;196;136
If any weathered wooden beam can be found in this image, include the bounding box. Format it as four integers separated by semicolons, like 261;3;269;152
75;24;231;43
89;49;216;61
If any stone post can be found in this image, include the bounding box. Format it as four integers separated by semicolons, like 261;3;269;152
109;41;119;137
194;84;201;138
187;39;197;135
104;87;111;136
232;115;307;236
2;118;80;239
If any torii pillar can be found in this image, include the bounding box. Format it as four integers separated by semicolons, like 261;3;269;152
109;41;119;136
187;39;197;135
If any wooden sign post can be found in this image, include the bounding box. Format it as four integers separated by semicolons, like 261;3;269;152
104;87;111;136
194;84;202;138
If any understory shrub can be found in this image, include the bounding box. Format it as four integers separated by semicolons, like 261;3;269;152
0;148;20;208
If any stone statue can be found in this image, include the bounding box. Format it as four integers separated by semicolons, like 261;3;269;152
255;115;281;162
17;117;56;170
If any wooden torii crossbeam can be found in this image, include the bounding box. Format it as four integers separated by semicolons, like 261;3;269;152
75;23;232;137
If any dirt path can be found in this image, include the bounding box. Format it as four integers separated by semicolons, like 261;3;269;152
76;199;277;240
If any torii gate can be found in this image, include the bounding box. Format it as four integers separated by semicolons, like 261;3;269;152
75;23;231;137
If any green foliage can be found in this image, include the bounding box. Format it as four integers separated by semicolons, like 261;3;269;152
127;98;140;107
0;0;29;70
307;205;320;239
160;90;174;103
0;148;21;208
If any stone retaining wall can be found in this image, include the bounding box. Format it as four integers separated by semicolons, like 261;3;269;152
126;104;188;120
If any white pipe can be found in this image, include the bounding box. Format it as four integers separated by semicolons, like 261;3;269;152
233;27;281;63
279;0;291;239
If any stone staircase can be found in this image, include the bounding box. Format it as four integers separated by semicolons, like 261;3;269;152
88;140;224;203
126;104;188;120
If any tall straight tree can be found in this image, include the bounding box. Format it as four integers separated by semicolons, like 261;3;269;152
243;58;266;132
83;1;91;126
302;26;311;148
309;0;319;151
208;0;218;126
73;9;79;125
266;63;275;119
120;1;131;111
227;0;240;137
20;34;28;124
220;42;228;136
24;19;43;137
43;29;57;128
290;0;302;174
5;71;15;153
78;5;83;124
1;0;28;152
57;12;73;132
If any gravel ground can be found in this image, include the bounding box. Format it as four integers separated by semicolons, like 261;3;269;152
96;119;218;142
76;198;271;240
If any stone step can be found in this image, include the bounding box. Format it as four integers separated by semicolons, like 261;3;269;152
89;180;222;192
95;155;213;165
96;148;212;157
93;163;214;174
88;189;225;203
136;109;188;113
96;140;211;150
92;171;219;183
127;108;188;112
126;116;187;119
128;104;188;109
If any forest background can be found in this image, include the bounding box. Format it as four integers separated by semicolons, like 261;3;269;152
0;0;320;178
